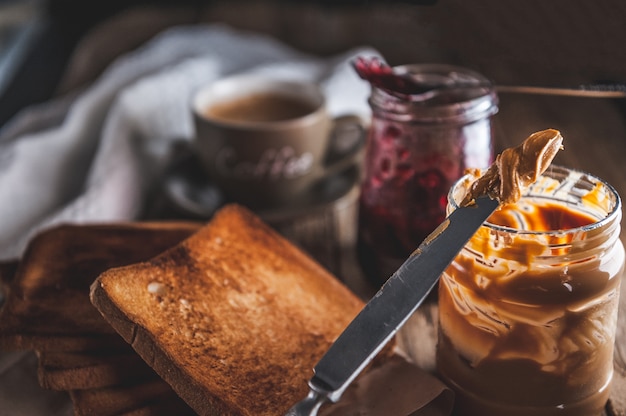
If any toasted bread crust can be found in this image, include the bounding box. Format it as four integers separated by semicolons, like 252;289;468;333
69;377;193;416
91;204;365;416
37;350;156;390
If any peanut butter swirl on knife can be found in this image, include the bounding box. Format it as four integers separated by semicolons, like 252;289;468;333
461;129;564;206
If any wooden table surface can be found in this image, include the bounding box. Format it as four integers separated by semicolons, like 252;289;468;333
330;92;626;416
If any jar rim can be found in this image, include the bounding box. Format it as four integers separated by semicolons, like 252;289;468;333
369;64;499;125
448;165;622;236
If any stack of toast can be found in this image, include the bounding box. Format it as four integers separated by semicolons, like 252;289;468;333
0;221;200;415
0;204;448;415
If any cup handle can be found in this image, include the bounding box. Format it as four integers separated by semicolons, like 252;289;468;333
323;114;368;177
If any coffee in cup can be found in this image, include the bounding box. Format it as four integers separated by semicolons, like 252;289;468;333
192;74;365;210
202;92;317;123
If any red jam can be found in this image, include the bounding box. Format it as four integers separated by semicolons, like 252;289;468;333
357;64;497;285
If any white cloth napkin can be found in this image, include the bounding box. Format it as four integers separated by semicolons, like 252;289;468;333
0;23;378;261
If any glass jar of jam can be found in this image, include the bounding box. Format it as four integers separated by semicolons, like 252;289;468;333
437;165;624;416
357;64;498;286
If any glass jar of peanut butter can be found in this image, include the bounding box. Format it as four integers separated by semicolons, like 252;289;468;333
437;165;624;416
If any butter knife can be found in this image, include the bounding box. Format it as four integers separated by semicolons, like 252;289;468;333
285;195;499;416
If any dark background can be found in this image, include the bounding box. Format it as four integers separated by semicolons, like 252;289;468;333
1;0;626;128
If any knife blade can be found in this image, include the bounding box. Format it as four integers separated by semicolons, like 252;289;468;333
286;195;499;415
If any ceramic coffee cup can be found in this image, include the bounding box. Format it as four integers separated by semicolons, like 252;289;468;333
192;74;365;210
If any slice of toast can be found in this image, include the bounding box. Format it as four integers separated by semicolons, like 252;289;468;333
0;222;199;351
91;204;366;416
37;349;156;390
69;377;195;416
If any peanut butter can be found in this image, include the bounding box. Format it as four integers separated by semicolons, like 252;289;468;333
437;162;624;416
461;128;563;206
